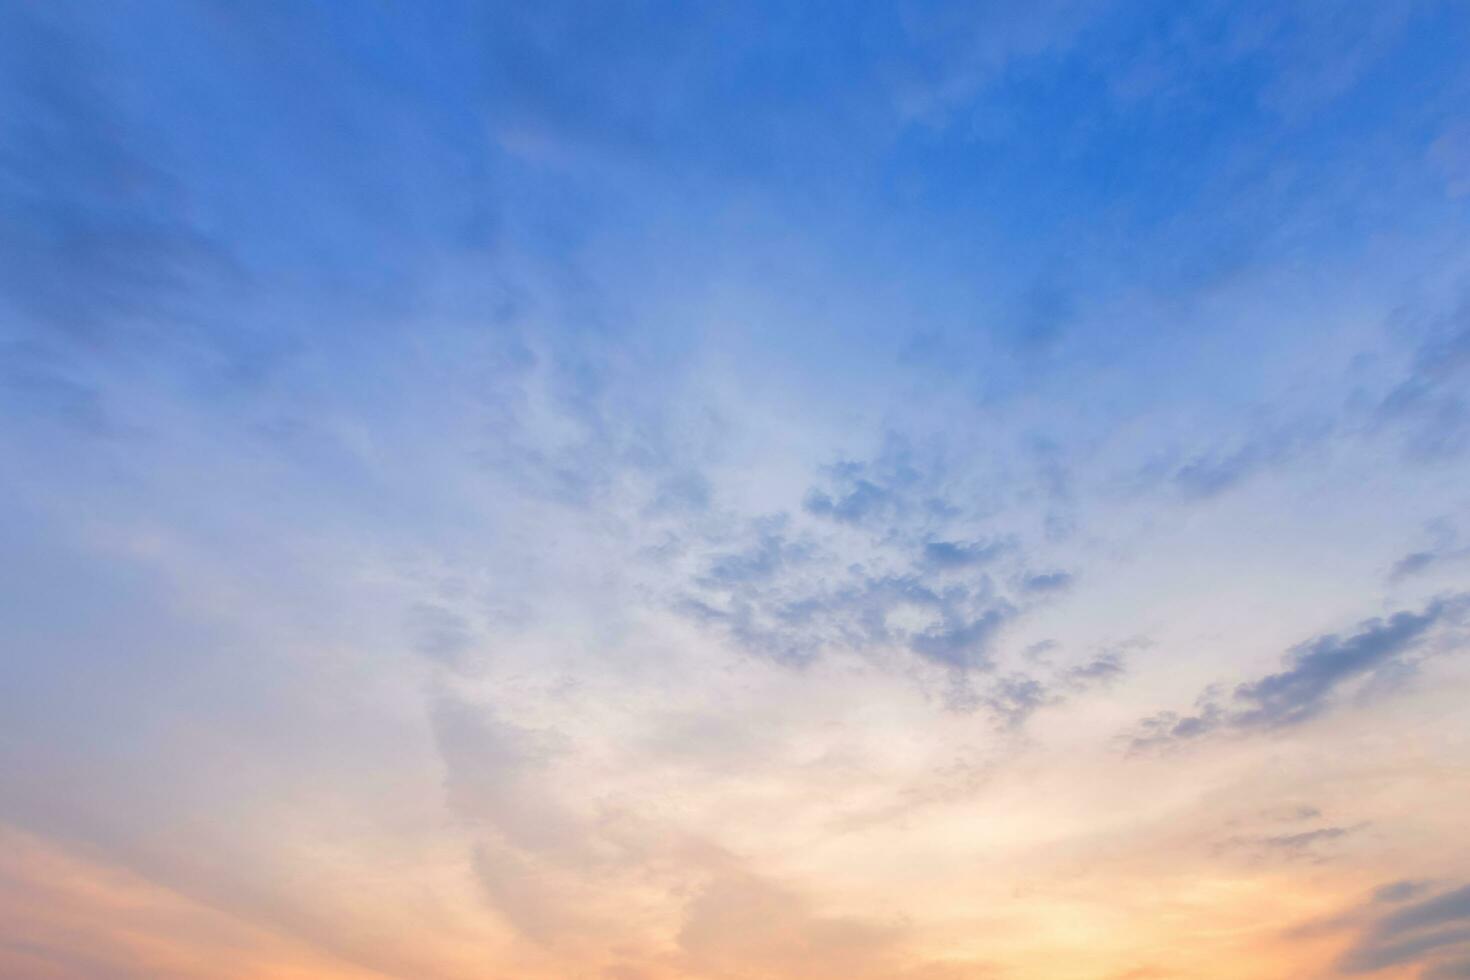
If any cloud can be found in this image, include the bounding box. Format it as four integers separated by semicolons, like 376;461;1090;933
910;605;1016;670
1377;311;1470;461
802;439;935;531
1169;423;1327;500
683;561;1018;672
923;538;1010;569
1336;883;1470;976
1229;606;1445;729
1389;518;1469;582
1215;824;1358;863
979;674;1052;729
696;522;808;589
1376;881;1437;905
1129;595;1470;749
674;441;1059;680
1020;570;1074;594
1065;650;1127;688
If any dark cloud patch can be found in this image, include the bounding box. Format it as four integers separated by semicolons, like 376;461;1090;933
949;642;1131;726
1020;570;1074;595
801;435;960;536
1128;702;1225;752
805;478;894;525
804;454;934;530
1231;604;1451;729
1394;550;1446;579
1335;883;1470;976
680;440;1047;679
1065;651;1126;688
981;675;1051;729
911;606;1016;670
1128;596;1470;750
1389;521;1470;582
1215;824;1357;863
675;439;1084;720
1376;881;1437;905
683;552;1017;672
697;525;809;590
923;538;1009;569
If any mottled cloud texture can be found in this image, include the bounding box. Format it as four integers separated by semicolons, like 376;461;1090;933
3;2;1470;978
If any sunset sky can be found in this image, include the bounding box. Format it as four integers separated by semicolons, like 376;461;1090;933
4;3;1470;978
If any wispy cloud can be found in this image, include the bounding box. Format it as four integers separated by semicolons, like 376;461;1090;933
1130;595;1470;749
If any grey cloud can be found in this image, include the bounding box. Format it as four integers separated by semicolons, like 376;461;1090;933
1376;887;1470;940
1215;825;1357;863
805;478;894;525
1377;881;1437;905
684;564;1015;672
923;538;1009;569
1345;928;1470;975
1231;603;1452;729
953;644;1128;727
1020;570;1074;594
1389;521;1470;582
1394;550;1446;579
681;449;1037;676
1065;651;1126;688
674;439;1083;719
800;436;957;535
1127;704;1223;751
804;453;929;529
698;525;808;589
981;675;1051;729
1128;596;1470;750
911;606;1016;670
1336;883;1470;976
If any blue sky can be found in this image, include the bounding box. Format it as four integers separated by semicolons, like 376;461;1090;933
3;3;1470;978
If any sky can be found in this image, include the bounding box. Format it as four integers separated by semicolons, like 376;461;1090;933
2;2;1470;978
